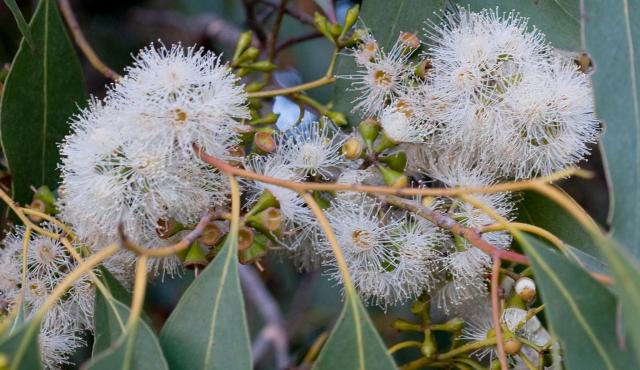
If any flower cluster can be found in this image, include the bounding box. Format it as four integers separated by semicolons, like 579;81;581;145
59;43;249;278
0;224;93;368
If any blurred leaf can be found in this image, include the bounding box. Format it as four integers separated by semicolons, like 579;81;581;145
159;235;251;370
581;0;640;257
312;292;397;370
0;320;43;370
96;267;132;308
87;286;169;370
521;236;638;369
0;0;85;205
517;189;599;256
3;0;33;48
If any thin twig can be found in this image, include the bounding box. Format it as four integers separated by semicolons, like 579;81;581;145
195;150;587;197
491;257;509;370
267;0;288;61
258;0;314;25
118;213;213;257
239;264;290;369
58;0;121;80
380;194;530;265
276;31;323;54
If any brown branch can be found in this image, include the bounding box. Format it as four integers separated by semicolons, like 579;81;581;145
58;0;121;80
276;31;323;54
257;0;314;26
196;147;585;198
239;264;290;369
379;194;530;265
266;0;288;60
118;213;213;257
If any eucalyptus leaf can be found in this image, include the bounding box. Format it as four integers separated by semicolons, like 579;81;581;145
312;292;397;370
86;288;169;370
521;236;637;369
517;189;599;257
0;319;43;370
0;0;85;205
159;235;251;370
581;0;640;257
2;0;33;48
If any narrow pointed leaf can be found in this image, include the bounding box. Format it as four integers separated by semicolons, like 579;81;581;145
0;319;43;370
86;288;169;370
3;0;34;48
517;189;599;256
313;292;397;370
521;236;637;369
159;236;251;370
0;0;85;205
581;0;640;257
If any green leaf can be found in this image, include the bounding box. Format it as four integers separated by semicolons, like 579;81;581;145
0;0;85;205
581;0;640;257
521;236;637;369
86;283;169;370
159;235;251;370
3;0;34;49
312;292;397;370
0;320;43;370
517;189;599;256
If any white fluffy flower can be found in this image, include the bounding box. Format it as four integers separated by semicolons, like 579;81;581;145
500;60;599;178
276;120;347;179
112;42;249;159
343;31;416;117
318;196;439;306
423;8;598;178
1;224;94;369
60;43;247;276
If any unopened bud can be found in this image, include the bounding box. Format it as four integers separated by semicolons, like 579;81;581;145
399;31;420;50
253;131;277;153
375;132;398;153
27;199;46;222
379;151;407;172
358;118;380;148
415;58;433;79
233;31;253;62
342;4;360;34
242;47;260;62
314;12;334;42
378;165;408;188
245;60;276;72
342;137;363;159
503;338;523;355
326;111;348;126
515;277;536;302
421;196;435;208
245;80;268;93
392;319;422;332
